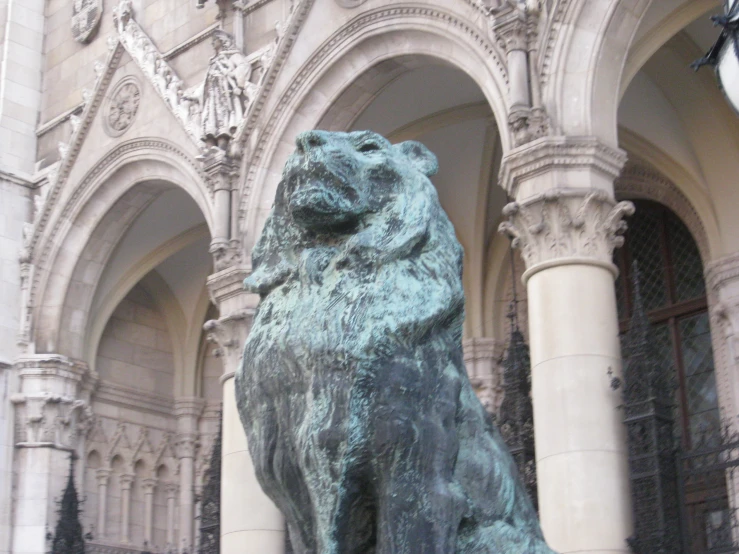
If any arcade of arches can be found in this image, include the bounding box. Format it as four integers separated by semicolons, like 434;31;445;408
2;1;739;553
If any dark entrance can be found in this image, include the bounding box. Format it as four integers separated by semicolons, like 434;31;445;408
615;200;738;552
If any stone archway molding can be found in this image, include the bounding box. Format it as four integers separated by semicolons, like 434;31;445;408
238;4;511;250
617;128;720;261
545;0;652;146
85;224;209;382
24;139;214;359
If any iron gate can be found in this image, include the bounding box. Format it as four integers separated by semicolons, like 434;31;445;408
677;426;739;553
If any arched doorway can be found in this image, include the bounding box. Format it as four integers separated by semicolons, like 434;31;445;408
616;199;735;552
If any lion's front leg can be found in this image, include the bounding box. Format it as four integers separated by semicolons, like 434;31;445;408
367;354;467;554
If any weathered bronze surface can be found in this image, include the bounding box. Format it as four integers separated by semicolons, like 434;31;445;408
236;130;555;553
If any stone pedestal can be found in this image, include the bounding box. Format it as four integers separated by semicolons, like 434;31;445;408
206;266;285;554
499;137;634;553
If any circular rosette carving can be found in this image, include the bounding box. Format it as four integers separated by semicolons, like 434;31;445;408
105;77;141;136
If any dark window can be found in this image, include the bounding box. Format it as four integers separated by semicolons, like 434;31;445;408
615;200;715;450
615;200;736;553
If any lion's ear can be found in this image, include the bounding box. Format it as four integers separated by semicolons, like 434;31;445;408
394;141;438;177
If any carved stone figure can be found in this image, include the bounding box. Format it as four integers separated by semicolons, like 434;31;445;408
72;0;103;43
200;30;256;148
236;130;556;553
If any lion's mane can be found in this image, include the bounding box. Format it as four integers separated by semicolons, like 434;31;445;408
236;130;554;554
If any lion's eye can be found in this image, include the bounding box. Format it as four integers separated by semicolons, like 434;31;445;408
358;142;381;153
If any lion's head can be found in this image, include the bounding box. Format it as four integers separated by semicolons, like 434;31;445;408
245;130;459;298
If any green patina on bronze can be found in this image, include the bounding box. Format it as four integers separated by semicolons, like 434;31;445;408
235;130;556;553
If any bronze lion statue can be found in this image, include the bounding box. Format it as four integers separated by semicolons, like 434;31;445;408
236;130;555;553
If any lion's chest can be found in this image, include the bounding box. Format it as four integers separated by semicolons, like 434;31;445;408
243;272;371;390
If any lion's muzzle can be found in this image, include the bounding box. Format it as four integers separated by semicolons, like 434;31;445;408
288;166;366;229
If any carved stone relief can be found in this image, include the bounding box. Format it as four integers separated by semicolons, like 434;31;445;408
11;356;96;449
104;77;140;137
72;0;103;43
112;0;276;152
113;0;201;143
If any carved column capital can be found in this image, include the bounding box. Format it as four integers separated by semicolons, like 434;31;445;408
705;253;739;362
498;189;634;283
175;434;198;459
207;265;256;308
11;355;96;448
203;311;252;358
119;473;135;490
96;468;111;485
174;397;206;419
141;478;158;494
164;482;179;499
200;148;240;194
210;239;245;272
490;2;529;53
706;253;739;294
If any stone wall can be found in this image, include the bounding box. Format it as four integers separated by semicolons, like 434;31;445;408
0;0;44;175
96;284;174;396
0;176;30;554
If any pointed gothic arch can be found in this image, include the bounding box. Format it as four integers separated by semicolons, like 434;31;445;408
28;140;214;362
239;5;512;251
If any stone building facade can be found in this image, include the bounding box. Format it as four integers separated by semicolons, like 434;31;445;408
1;0;738;553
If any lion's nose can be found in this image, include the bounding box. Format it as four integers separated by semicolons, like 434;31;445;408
296;131;327;153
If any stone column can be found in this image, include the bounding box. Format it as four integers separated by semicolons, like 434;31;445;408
706;253;739;511
463;337;503;413
142;478;157;544
10;355;95;554
491;5;530;111
205;266;285;554
96;469;111;539
174;397;205;552
706;253;739;423
232;1;247;51
499;137;634;554
119;473;135;543
201;148;243;273
165;483;178;547
490;2;548;148
0;3;48;545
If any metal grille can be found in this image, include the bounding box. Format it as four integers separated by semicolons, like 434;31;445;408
678;424;739;553
496;248;537;512
668;215;706;302
614;200;734;553
624;205;668;311
617;265;682;554
680;314;720;446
